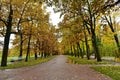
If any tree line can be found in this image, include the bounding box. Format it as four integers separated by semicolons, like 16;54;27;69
46;0;120;61
0;0;59;66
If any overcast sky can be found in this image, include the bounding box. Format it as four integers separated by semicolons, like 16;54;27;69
46;7;63;28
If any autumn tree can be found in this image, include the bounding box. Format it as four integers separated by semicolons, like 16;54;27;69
0;0;47;66
46;0;103;61
0;0;13;66
12;1;53;61
101;6;120;58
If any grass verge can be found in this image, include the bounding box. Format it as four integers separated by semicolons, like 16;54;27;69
68;56;108;65
0;56;55;70
68;56;120;80
92;66;120;80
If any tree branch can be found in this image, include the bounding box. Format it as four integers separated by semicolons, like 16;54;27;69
104;0;120;9
0;18;7;26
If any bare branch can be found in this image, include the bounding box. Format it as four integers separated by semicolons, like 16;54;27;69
104;0;120;9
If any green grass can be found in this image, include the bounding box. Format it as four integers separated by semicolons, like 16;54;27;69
68;56;120;80
0;56;34;62
0;56;55;70
92;66;120;80
68;56;108;65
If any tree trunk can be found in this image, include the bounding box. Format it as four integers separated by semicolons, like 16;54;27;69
76;44;80;57
18;33;23;60
84;28;90;60
86;0;101;61
76;42;83;58
34;51;38;60
1;5;13;66
25;34;32;62
70;44;73;56
34;41;38;60
1;26;12;66
73;44;76;57
85;39;90;60
92;32;102;62
82;41;85;56
114;34;120;57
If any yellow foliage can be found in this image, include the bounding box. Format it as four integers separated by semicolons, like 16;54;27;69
115;58;120;62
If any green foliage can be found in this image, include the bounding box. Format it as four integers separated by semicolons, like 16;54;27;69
8;48;19;57
0;50;2;57
100;43;117;57
0;56;54;70
68;56;107;64
92;66;120;80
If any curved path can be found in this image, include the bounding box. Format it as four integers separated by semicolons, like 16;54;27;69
0;55;111;80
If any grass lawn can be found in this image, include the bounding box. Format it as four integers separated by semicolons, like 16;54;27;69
92;66;120;80
0;56;55;70
68;56;120;80
68;56;108;65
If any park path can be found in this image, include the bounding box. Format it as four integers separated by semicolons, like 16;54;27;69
0;55;111;80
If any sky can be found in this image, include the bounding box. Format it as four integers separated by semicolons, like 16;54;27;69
46;6;63;42
46;6;63;28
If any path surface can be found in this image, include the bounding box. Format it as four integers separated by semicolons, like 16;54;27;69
0;55;112;80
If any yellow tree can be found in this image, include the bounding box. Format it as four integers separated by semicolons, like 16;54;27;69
46;0;104;61
101;6;120;58
12;1;51;61
0;0;45;66
0;0;14;66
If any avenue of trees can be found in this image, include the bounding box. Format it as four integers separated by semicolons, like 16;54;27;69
0;0;120;67
46;0;120;61
0;0;59;66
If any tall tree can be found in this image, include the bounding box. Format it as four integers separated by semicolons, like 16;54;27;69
102;6;120;58
0;0;13;66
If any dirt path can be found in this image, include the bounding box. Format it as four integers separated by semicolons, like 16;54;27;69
0;55;111;80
